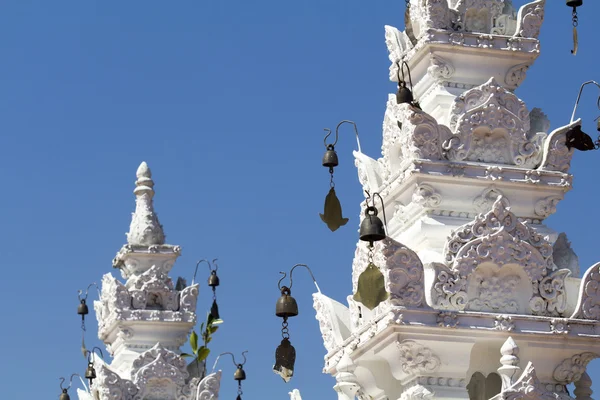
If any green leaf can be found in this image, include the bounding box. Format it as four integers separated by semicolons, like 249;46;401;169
180;353;194;358
197;347;210;362
190;331;199;354
205;336;212;344
209;326;219;334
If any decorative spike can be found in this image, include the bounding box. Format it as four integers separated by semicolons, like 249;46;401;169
127;162;165;246
498;337;521;391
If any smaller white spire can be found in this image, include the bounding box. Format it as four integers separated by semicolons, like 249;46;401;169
126;162;165;246
498;337;521;391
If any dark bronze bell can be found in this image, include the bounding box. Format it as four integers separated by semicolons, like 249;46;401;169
77;299;89;317
322;145;339;168
566;125;595;151
236;396;242;400
234;365;246;381
566;0;583;7
208;271;220;287
85;362;96;382
275;287;298;318
210;299;220;320
273;338;296;382
396;82;414;105
359;206;386;245
59;389;70;400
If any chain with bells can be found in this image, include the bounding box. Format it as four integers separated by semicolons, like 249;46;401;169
58;374;84;400
566;80;600;151
567;0;583;55
274;264;321;382
353;192;390;311
320;120;362;232
76;282;99;355
193;258;221;320
210;351;248;400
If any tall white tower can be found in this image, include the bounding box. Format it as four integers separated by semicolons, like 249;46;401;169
77;162;221;400
311;1;600;399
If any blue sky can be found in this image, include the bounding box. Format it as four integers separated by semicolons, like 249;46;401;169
1;1;599;399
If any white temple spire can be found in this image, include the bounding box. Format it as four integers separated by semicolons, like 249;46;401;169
126;161;165;246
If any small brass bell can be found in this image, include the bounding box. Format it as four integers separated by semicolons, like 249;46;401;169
275;287;298;318
85;362;96;382
59;389;70;400
234;365;246;381
273;338;296;382
359;206;386;245
566;125;595;151
77;299;89;317
396;82;414;105
322;145;339;168
566;0;583;7
208;270;220;287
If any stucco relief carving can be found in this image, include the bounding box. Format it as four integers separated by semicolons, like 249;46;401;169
428;55;455;82
534;196;562;219
443;78;544;168
193;372;221;400
473;186;505;214
400;384;435;400
412;184;442;209
502;362;562;400
426;197;571;316
376;237;425;308
396;340;441;375
553;353;598;384
95;364;139;400
505;64;530;90
131;344;190;399
571;263;600;320
515;0;545;39
382;100;450;175
127;162;166;246
538;121;577;173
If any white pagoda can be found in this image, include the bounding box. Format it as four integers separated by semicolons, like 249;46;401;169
308;1;600;400
75;162;222;400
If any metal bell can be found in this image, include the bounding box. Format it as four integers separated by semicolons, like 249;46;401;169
77;299;89;316
59;389;70;400
359;206;386;245
566;0;582;7
208;271;220;287
275;287;298;318
396;83;414;105
234;365;246;381
85;362;96;381
565;125;595;151
273;338;296;383
322;145;339;168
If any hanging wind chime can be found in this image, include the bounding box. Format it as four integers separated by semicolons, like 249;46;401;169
210;351;248;400
566;80;600;151
58;374;84;400
274;264;321;382
353;192;390;311
395;60;419;109
567;1;583;55
320;120;362;232
193;258;221;320
76;283;99;356
84;347;104;388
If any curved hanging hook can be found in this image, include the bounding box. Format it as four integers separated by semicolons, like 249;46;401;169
287;264;321;293
211;351;249;372
365;191;389;236
398;60;414;91
78;282;100;301
570;80;600;123
192;259;211;285
323;121;362;153
59;373;85;391
86;347;104;363
277;271;288;291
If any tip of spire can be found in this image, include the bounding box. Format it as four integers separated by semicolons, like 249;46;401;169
137;161;152;179
127;161;165;246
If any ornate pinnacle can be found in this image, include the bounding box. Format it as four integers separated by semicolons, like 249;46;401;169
498;337;521;391
126;162;166;246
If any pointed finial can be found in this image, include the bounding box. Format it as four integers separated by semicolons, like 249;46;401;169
126;162;165;246
498;337;521;391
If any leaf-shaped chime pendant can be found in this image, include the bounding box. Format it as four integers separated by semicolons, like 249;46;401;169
353;262;389;310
